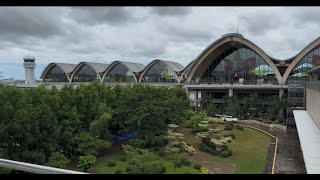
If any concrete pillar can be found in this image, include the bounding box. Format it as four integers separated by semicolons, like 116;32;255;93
229;89;233;97
279;89;284;98
197;91;202;99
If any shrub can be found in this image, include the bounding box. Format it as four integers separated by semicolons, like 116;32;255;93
128;161;135;166
194;164;201;170
225;125;233;131
115;169;122;174
119;156;126;162
200;167;209;174
221;144;229;151
126;166;132;173
224;133;235;139
107;160;116;167
158;150;166;157
181;158;191;166
153;146;160;152
212;149;220;155
173;160;182;168
235;125;244;131
220;150;232;158
160;166;166;173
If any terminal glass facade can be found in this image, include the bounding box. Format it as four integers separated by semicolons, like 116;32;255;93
141;62;177;83
288;46;320;83
43;65;69;82
73;64;99;82
200;47;277;84
103;63;136;83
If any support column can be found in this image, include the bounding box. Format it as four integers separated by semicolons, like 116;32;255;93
229;89;233;97
279;88;284;98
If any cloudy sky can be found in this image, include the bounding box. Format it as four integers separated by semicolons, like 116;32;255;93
0;6;319;80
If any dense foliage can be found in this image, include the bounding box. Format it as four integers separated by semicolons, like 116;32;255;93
0;83;191;169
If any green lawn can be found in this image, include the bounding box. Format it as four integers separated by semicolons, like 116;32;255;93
89;144;199;174
209;127;271;174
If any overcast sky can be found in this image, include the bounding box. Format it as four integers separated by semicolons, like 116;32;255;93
0;6;320;80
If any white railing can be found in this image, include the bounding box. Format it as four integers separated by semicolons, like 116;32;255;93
0;158;88;174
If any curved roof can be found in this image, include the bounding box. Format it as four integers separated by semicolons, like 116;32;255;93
162;60;185;72
101;61;145;83
138;59;185;83
186;33;283;84
119;61;145;73
84;62;109;74
40;62;77;80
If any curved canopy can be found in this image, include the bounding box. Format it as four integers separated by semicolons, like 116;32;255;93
186;33;283;84
102;61;145;83
40;63;77;82
71;62;109;81
139;59;185;83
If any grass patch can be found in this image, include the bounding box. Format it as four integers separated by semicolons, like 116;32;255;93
209;127;271;174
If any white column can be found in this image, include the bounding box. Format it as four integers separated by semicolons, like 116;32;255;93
229;89;233;97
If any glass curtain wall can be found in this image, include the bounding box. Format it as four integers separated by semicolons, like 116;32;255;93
103;63;136;83
73;64;99;82
141;62;177;83
43;65;69;82
200;47;277;84
288;47;320;83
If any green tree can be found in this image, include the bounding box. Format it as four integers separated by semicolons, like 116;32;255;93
77;155;97;172
122;144;165;174
46;152;70;169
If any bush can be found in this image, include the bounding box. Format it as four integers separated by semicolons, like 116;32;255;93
224;133;235;139
128;161;135;166
225;125;233;131
115;169;122;174
158;150;166;157
173;160;182;168
220;150;232;158
107;160;116;167
160;166;167;173
194;164;201;170
212;149;220;155
153;146;160;152
119;156;126;162
181;158;191;166
126;166;132;173
235;125;244;131
220;144;228;151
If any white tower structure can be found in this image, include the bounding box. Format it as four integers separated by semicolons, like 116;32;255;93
23;55;36;84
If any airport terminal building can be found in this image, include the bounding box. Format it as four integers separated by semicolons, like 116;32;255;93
40;33;320;107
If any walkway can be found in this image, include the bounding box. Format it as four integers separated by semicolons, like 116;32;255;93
238;121;306;174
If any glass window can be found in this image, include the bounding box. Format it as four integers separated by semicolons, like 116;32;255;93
73;64;99;82
43;65;69;82
289;46;320;82
200;47;277;84
103;63;136;83
141;62;177;83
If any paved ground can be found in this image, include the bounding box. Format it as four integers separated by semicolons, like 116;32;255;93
238;122;307;174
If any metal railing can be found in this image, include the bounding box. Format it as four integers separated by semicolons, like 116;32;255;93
0;158;87;174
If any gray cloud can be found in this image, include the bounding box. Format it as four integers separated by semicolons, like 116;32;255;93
0;7;66;42
150;7;192;16
291;8;320;27
67;7;137;26
238;11;283;36
158;22;213;42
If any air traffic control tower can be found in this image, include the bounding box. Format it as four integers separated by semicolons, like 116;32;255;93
23;55;36;84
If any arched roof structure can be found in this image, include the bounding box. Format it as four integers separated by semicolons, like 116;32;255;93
282;36;320;83
138;59;185;83
101;61;145;83
40;63;77;82
70;62;109;81
186;33;283;84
